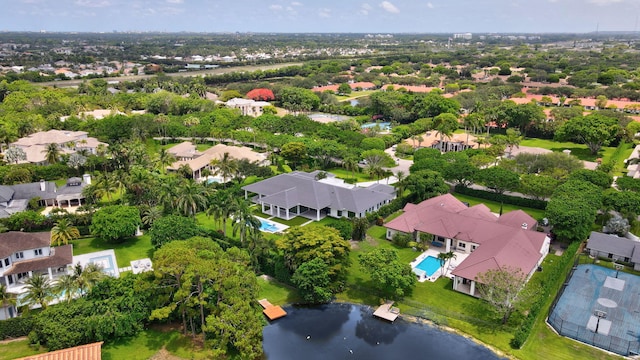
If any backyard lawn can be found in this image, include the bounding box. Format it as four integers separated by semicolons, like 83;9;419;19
338;224;622;360
327;167;375;183
520;138;616;163
451;193;546;220
102;328;215;360
0;340;45;360
335;90;377;101
71;235;154;268
257;276;300;305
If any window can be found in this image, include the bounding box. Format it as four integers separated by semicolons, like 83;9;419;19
337;210;343;217
15;252;24;259
458;242;466;249
4;258;8;266
17;272;28;280
471;245;477;252
34;249;43;256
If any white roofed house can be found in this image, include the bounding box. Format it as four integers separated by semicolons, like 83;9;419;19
226;98;271;117
8;130;107;165
0;232;73;319
242;171;396;221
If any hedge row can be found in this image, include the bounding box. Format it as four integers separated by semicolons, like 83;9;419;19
0;315;34;340
510;241;580;348
454;185;547;211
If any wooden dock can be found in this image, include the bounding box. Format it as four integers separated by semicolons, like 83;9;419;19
258;299;287;320
373;301;400;322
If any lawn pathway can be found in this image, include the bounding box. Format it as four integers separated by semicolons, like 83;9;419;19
300;220;315;227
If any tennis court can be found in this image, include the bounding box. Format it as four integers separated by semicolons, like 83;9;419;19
549;263;640;355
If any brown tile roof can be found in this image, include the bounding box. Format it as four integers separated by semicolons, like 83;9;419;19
5;245;73;275
17;341;103;360
167;144;266;172
0;232;51;258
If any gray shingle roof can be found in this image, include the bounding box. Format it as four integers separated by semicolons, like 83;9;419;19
586;232;638;258
10;181;58;201
0;231;51;258
242;171;395;214
0;186;14;203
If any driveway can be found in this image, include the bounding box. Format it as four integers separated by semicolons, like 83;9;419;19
384;147;413;175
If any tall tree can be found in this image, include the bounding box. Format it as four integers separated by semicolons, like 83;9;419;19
432;113;459;143
53;274;78;303
292;258;332;304
4;146;26;164
0;284;16;319
555;114;620;155
231;198;261;245
23;274;53;309
50;219;80;246
42;143;61;164
359;248;416;300
210;152;238;183
174;180;208;217
476;266;531;324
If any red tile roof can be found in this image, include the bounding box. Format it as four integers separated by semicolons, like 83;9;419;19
385;194;547;280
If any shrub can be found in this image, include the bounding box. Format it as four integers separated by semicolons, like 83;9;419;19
454;185;547;210
392;232;412;247
0;316;34;339
326;219;353;240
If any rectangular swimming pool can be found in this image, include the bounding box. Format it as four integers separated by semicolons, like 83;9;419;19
256;217;289;233
414;256;442;277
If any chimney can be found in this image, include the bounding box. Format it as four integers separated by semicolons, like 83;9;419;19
39;179;46;192
82;174;91;185
521;222;528;230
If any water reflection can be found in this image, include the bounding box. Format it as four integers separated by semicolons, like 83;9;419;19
263;303;504;360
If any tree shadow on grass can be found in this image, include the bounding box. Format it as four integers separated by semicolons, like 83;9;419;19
549;147;600;162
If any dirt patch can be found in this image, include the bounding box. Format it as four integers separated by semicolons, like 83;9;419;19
149;348;187;360
149;322;182;333
0;336;27;345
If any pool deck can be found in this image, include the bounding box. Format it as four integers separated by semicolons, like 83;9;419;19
410;249;469;282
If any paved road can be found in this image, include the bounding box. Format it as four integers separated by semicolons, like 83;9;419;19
36;62;303;88
384;147;413;175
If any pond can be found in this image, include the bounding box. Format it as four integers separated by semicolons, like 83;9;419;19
263;303;504;360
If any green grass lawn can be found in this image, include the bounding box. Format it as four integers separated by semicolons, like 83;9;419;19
339;225;621;359
257;276;300;305
520;138;616;163
452;193;546;220
269;164;292;174
0;340;45;360
71;235;154;268
609;142;634;176
335;90;377;101
102;328;215;360
327;167;374;183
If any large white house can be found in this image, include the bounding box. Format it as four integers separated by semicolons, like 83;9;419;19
0;232;73;320
242;171;396;221
9;130;107;164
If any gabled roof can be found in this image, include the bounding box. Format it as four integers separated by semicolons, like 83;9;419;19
0;186;15;203
242;171;395;214
0;232;51;258
496;210;537;230
167;144;266;172
5;245;73;276
10;181;58;201
586;231;639;258
385;194;547;280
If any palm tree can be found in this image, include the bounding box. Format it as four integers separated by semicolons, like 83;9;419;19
210;152;238;183
207;188;236;236
175;180;208;217
157;149;176;174
53;274;78;303
141;206;163;228
93;172;117;202
232;198;261;245
0;284;17;319
437;252;448;277
73;263;105;296
50;219;80;246
395;170;407;197
23;274;53;309
342;157;359;182
42;143;61;164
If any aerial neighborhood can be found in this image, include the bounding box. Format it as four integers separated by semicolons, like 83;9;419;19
0;23;640;360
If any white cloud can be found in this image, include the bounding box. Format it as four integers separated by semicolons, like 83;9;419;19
166;0;184;3
291;1;302;6
319;7;331;18
589;0;623;5
426;2;434;8
75;0;111;7
379;1;399;13
269;4;283;11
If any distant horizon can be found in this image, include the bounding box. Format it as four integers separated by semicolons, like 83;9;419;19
1;0;639;34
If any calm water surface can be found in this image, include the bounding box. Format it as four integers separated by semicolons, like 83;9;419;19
263;303;504;360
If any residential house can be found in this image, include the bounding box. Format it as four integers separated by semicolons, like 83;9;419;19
0;175;91;218
384;194;549;297
408;131;480;152
586;231;640;271
167;143;268;181
226;98;271;117
0;232;73;320
626;144;640;179
9;130;107;164
242;171;396;221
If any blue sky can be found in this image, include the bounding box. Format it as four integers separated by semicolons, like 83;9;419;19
2;0;640;33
